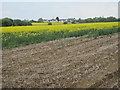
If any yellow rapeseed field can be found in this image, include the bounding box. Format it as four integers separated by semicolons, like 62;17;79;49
1;22;119;33
1;22;119;49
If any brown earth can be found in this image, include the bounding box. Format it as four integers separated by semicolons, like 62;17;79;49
2;33;119;88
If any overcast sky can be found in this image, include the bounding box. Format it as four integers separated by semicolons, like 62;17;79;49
0;0;119;2
1;1;119;20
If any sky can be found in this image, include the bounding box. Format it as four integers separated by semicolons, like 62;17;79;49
0;0;119;2
0;1;119;20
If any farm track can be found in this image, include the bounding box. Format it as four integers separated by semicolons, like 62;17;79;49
2;33;119;88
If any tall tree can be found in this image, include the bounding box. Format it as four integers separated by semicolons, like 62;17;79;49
56;17;60;22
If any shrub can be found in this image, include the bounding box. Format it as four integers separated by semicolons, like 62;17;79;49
2;18;32;27
48;22;52;25
63;22;68;24
2;18;13;26
71;21;76;24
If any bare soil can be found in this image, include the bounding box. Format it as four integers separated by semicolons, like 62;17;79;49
2;33;119;88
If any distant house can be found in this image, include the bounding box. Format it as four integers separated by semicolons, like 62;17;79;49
67;18;76;22
43;19;48;22
59;19;67;22
43;19;57;22
43;18;76;23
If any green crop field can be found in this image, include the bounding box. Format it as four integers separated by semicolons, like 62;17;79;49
1;22;119;49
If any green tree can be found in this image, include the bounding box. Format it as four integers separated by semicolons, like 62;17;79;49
2;18;13;26
106;17;117;22
118;18;120;21
30;19;37;23
56;17;60;22
13;19;23;26
63;22;68;24
85;18;93;23
13;19;32;26
48;22;52;25
38;18;44;23
0;19;2;27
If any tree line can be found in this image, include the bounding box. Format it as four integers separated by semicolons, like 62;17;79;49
0;16;119;27
76;17;119;23
0;18;32;27
30;16;120;23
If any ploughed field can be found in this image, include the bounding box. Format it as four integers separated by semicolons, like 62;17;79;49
2;33;119;88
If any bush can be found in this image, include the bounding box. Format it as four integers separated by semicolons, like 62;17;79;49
13;19;32;26
48;22;52;25
63;22;68;24
71;21;76;24
0;19;2;27
2;18;13;26
13;19;23;26
1;18;32;27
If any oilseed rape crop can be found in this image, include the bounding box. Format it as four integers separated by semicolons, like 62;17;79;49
1;22;119;49
2;22;118;33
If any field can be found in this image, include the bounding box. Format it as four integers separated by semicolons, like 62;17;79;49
32;22;64;26
1;22;119;88
2;33;119;88
1;22;120;49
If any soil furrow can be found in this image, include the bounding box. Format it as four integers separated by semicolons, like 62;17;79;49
2;33;118;88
